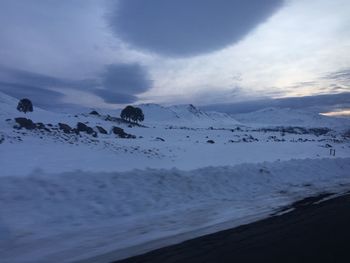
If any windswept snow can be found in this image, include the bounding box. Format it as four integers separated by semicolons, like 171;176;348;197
1;158;350;263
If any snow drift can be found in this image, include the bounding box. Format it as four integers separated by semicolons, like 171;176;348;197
1;158;350;263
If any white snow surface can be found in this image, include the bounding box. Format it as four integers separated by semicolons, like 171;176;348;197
1;91;350;262
1;158;350;263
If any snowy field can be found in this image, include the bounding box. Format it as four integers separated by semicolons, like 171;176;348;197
1;91;350;262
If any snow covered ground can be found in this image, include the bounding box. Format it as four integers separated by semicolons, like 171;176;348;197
1;91;350;262
1;158;350;263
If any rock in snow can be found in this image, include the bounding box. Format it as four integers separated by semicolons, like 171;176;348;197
112;126;136;139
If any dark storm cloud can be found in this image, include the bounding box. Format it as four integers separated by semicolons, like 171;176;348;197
94;63;152;104
201;92;350;114
108;0;284;56
0;66;71;108
0;63;152;106
94;90;136;104
0;80;94;113
0;65;97;108
0;66;100;91
0;82;65;109
0;66;69;88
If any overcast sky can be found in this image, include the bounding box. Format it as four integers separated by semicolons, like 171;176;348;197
0;0;349;111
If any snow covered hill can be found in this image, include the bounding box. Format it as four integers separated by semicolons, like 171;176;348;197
233;107;350;129
115;103;241;127
0;91;61;123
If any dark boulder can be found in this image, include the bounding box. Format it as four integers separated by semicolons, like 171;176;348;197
59;123;72;134
96;126;108;134
112;126;136;139
105;115;113;121
309;128;330;136
76;122;97;137
36;122;51;132
89;110;100;116
14;118;51;132
207;140;215;144
14;118;36;130
77;122;93;134
112;127;127;138
344;129;350;138
36;122;45;129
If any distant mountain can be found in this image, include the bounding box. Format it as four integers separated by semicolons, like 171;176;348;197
233;107;349;129
201;92;350;114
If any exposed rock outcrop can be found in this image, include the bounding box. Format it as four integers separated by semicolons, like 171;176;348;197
96;126;108;134
112;126;136;139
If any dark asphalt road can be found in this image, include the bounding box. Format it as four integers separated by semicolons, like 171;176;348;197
115;192;350;263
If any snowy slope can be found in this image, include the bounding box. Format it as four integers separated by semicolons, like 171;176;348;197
234;107;350;129
124;103;242;127
170;104;242;127
0;91;19;117
131;103;180;123
0;91;63;125
1;158;350;263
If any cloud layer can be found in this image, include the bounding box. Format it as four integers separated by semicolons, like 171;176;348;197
110;0;284;56
94;64;152;104
0;0;348;111
0;63;153;108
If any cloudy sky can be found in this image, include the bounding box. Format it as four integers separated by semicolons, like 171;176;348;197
0;0;349;112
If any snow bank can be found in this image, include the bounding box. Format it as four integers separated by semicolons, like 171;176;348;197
1;158;350;262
